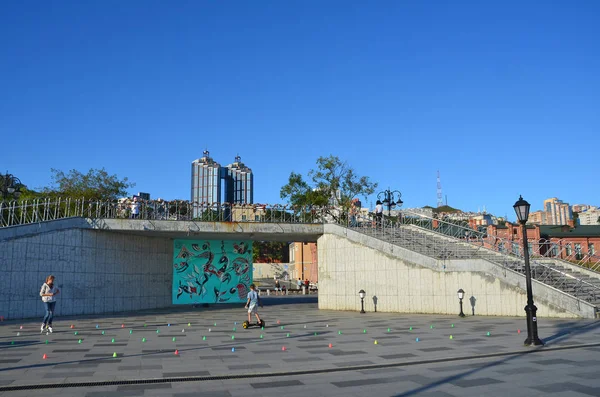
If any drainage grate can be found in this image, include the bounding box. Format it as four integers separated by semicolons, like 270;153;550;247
1;342;598;392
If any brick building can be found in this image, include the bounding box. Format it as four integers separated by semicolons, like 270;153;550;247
485;223;600;261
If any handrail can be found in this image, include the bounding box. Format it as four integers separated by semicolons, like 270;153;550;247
0;198;329;226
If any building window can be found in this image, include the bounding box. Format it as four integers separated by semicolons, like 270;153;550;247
566;243;572;256
551;244;559;257
241;215;247;221
499;242;505;253
590;244;595;256
575;243;582;260
512;242;520;255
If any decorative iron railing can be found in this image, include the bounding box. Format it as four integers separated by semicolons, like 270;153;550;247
0;198;331;227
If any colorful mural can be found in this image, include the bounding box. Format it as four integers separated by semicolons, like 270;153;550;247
173;240;252;304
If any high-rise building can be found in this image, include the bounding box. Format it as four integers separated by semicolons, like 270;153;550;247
191;152;254;218
224;155;253;204
191;150;222;205
544;197;572;225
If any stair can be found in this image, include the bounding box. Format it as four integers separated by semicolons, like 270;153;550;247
350;224;600;311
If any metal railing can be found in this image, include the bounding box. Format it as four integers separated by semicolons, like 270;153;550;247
0;198;331;227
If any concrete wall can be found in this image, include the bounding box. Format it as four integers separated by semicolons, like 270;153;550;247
318;225;596;318
0;228;172;320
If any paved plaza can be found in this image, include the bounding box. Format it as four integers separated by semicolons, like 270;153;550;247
1;296;600;397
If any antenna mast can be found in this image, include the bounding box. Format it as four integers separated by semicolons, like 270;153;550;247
437;171;443;208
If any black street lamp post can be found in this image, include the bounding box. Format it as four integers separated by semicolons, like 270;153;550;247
377;189;403;217
1;172;22;201
359;290;366;314
513;195;544;346
457;289;466;317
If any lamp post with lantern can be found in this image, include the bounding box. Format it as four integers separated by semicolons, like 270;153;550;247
359;290;366;314
513;195;544;346
377;189;403;217
1;172;22;201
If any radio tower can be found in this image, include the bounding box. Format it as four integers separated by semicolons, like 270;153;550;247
436;171;443;208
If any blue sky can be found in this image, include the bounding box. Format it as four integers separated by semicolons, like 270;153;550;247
1;0;598;219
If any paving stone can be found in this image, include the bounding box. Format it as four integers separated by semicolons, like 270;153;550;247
450;377;505;388
251;380;304;389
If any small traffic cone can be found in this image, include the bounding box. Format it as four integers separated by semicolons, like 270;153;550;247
416;337;420;342
231;347;235;352
451;324;455;328
19;325;23;330
101;331;105;335
338;331;342;335
129;330;133;334
111;338;115;343
260;334;263;339
286;333;290;337
202;336;206;341
121;324;125;328
328;343;333;348
17;332;20;336
78;339;82;344
112;352;117;358
172;337;176;342
449;335;453;340
181;329;185;333
486;332;491;336
518;329;521;334
142;337;146;342
188;322;191;327
70;325;74;329
42;353;48;359
74;331;78;335
231;335;235;340
374;340;378;345
281;346;286;351
174;349;179;355
156;329;160;334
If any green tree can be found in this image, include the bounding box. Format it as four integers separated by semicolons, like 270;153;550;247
280;155;377;220
43;168;135;200
253;241;290;263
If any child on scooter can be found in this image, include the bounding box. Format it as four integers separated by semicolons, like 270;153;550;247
245;284;263;325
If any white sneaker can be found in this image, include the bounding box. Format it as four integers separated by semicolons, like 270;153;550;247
47;326;53;333
41;324;46;333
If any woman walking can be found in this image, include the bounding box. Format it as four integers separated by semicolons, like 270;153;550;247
40;275;60;333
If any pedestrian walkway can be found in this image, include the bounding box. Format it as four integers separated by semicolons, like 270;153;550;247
1;297;599;396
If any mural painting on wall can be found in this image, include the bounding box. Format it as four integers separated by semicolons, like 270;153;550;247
173;240;252;304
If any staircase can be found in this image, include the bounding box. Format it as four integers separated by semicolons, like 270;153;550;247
349;221;600;317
